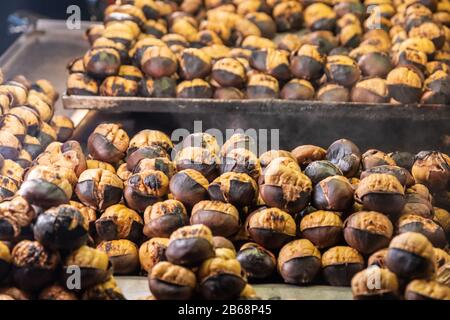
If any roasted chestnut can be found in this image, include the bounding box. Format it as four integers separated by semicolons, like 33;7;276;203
9;106;41;136
250;48;291;81
34;204;89;251
246;73;279;99
321;246;365;286
351;78;390;103
63;245;111;290
81;277;125;300
0;82;28;107
386;232;435;279
124;169;169;212
357;50;393;78
412;151;449;192
88;123;129;164
176;79;213;98
272;1;303;32
290;44;325;80
95;204;143;243
175;147;219;181
191;201;240;237
11;240;59;292
317;83;350;102
368;248;389;269
37;122;57;149
356;173;405;217
166;224;215;267
397;214;447;248
69;200;98;235
149;261;196;300
100;76;139;97
12;149;31;169
0;196;35;242
169;169;209;208
143;199;188;238
208;172;258;208
86;159;116;173
0;241;11;282
0;130;21;161
179;48;212;80
213;87;245;99
259;150;296;169
421;70;450;104
405;279;450;300
236;242;275;280
246;12;277;39
211;58;246;88
386;65;424;103
278;239;322;285
313;175;354;211
351;266;399;300
304;160;343;185
434;248;450;269
221;148;261;181
141;46;178;78
19;165;75;208
181;132;219;155
51;115;74;142
246;207;296;250
344;211;393;254
97;239;140;275
291;145;326;169
434;207;450;238
280;79;315;100
304;3;336;31
259;159;312;213
197;255;246;300
325;55;361;87
401;184;434;218
139;238;169;273
360;165;414;188
300;210;343;249
141;76;177;98
38;284;78;300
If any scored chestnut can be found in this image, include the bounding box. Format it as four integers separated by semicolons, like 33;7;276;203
304;160;343;185
360;165;415;189
326;139;361;178
386;65;424;103
143;199;188;238
88;123;129;164
278;239;322;285
169;169;209;209
81;277;125;300
300;210;343;249
405;279;450;300
51;115;74;142
397;214;447;248
344;211;393;255
291;145;327;169
321;246;365;287
237;242;276;280
351;266;399;300
290;44;325;80
180;48;212;80
368;248;389;269
176;79;213;99
211;58;246;88
138;238;169;274
97;239;140;275
149;261;196;300
412;151;449;193
221;148;262;181
175;146;219;182
0;196;35;242
312;175;354;212
165;224;215;267
246;73;279;99
141;45;178;78
208;172;258;208
191;201;240;238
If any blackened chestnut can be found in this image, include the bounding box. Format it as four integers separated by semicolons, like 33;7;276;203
95;204;143;243
213;87;245;99
134;157;176;179
259;150;296;169
344;211;393;254
88;123;129;165
141;76;177;98
100;76;139;97
386;232;435;279
397;214;447;248
83;47;121;79
246;73;279;99
86;159;116;173
360;165;415;188
312;175;354;211
300;210;343;249
321;246;365;286
246;207;296;250
325;55;361;87
143;199;188;238
191;200;240;237
149;261;196;300
66;73;99;96
9;106;40;136
250;48;291;81
124;169;169;213
180;48;212;80
75;169;124;211
0;130;21;161
386;65;424;103
237;242;276;280
51;115;74;142
304;160;343;185
412;151;449;193
401;184;434;219
304;3;336;31
368;248;389;269
141;46;178;78
175;147;219;181
220;133;256;157
176;79;213;98
434;248;450;269
433;207;450;238
290;44;325;80
221;148;262;181
139;238;169;273
34;204;89;251
405;279;450;300
351;266;399;300
169;169;209;208
97;239;140;275
317;83;350;102
166;224;215;267
278;239;322;285
0;196;35;242
208;172;258;208
351;78;390;103
211;58;246;88
272;1;303;32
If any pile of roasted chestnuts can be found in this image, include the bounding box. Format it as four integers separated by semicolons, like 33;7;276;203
66;0;450;104
2;118;448;300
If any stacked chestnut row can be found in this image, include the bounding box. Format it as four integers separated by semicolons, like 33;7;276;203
66;0;450;104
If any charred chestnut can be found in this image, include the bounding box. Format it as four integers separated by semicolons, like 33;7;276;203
100;76;139;97
304;160;343;186
405;279;450;300
143;199;188;238
237;242;276;280
75;168;123;211
166;224;215;267
290;44;325;80
175;147;219;181
325;55;361;87
180;48;212;80
272;1;303;32
344;211;393;254
220;133;256;157
208;172;258;208
83;47;121;79
386;65;424;103
221;148;261;181
211;58;246;88
124;169;169;212
280;79;315;100
96;204;143;243
141;46;178;78
246;73;279;99
149;261;196;300
434;207;450;238
326;139;361;177
421;70;450;105
127;129;172;169
246;12;277;39
51;115;74;142
259;150;296;169
401;184;434;219
213;87;245;99
360;165;415;188
169;169;209;208
66;73;99;96
398;214;447;248
97;239;140;275
133;157;176;179
0;196;35;242
191;201;240;237
368;248;389;269
81;277;125;300
177;79;213;98
351;266;399;300
304;3;336;31
139;237;168;274
88;123;129;164
322;246;365;286
412;151;449;192
0;130;21;161
300;210;343;249
386;232;435;279
313;175;354;211
250;48;291;81
182;132;219;155
9;106;40;136
246;207;296;250
34;204;89;251
11;240;59;292
291;145;326;169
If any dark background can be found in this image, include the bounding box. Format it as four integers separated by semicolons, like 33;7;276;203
0;0;103;54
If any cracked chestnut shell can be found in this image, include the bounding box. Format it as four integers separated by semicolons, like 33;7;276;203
351;78;390;103
63;245;111;290
51;115;74;142
0;196;35;242
250;48;291;81
96;204;143;243
290;44;325;80
19;165;75;208
83;47;121;79
166;224;215;267
75;169;124;211
386;65;424;103
398;214;447;248
291;145;326;169
325;55;361;87
246;207;296;250
191;201;240;237
211;58;246;88
180;48;212;80
434;248;450;269
97;239;140;275
9;106;40;136
139;238;169;273
326;139;361;177
278;239;322;285
304;160;343;186
360;165;415;188
177;79;213;98
175;147;219;182
355;173;405;217
246;73;279;99
0;129;21;161
70;200;98;235
141;45;178;78
412;151;449;192
300;210;343;249
351;266;399;300
143;199;188;238
124;169;169;213
386;232;435;279
66;73;99;96
182;132;219;156
133;157;176;179
259;160;312;214
11;240;59;292
81;277;125;300
208;172;258;208
197;255;246;300
88;123;129;165
368;248;389;269
87;159;116;173
322;246;365;286
221;148;261;181
405;279;450;300
281;79;315;100
149;261;196;300
141;76;177;98
237;242;276;280
169;169;209;209
0;241;11;282
344;211;393;254
401;184;434;219
34;204;89;251
313;175;354;211
100;76;139;97
38;284;78;300
128;130;172;160
259;150;296;169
